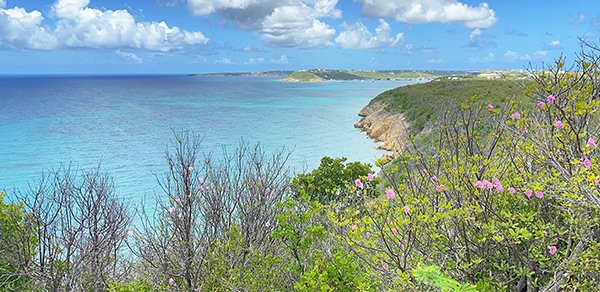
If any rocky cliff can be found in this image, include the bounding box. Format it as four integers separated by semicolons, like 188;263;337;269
354;101;408;159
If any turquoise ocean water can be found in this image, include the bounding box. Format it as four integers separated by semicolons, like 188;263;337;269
0;75;413;200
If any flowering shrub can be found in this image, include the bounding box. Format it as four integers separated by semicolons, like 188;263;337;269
332;47;600;291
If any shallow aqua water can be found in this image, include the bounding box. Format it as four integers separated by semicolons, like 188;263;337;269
0;75;413;200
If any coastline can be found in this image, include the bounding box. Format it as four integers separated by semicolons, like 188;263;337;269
354;100;407;162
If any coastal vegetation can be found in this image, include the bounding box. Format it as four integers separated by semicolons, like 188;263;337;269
368;78;526;134
284;69;448;82
2;45;600;291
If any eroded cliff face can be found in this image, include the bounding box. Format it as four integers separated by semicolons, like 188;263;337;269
355;101;407;159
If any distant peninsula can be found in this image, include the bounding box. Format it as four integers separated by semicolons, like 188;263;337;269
190;69;529;82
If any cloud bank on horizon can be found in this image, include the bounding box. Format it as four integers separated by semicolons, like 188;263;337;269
0;0;597;73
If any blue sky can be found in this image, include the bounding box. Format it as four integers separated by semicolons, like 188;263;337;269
0;0;598;74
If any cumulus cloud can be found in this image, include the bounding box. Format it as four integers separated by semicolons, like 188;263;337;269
261;5;335;47
0;0;208;51
188;0;289;29
52;0;208;51
357;0;497;28
188;0;340;47
0;6;58;49
335;19;403;49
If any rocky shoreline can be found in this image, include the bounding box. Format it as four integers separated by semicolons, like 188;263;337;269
354;100;408;162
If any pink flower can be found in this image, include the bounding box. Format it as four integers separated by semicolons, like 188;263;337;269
355;179;363;188
198;177;205;184
403;205;410;214
482;180;494;189
175;197;181;203
168;206;175;213
391;227;397;236
495;184;504;193
520;128;528;134
351;224;358;232
554;120;564;129
188;165;194;172
475;181;483;188
491;177;500;185
583;157;592;169
487;103;494;110
548;246;557;255
524;189;533;198
126;230;134;237
594;176;600;186
365;232;371;239
535;191;544;199
511;112;521;120
431;175;438;183
586;138;597;149
435;184;446;192
168;278;175;285
508;187;516;194
385;189;395;199
537;101;546;109
367;173;374;181
547;95;556;104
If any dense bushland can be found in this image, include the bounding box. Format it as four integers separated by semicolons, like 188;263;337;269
2;45;600;291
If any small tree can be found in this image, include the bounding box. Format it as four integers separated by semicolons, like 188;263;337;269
5;167;131;291
132;133;291;290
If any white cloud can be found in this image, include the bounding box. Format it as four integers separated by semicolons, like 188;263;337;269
0;0;5;8
52;0;208;51
0;0;208;52
547;40;562;49
188;0;339;47
187;0;292;29
466;27;495;48
187;0;340;19
244;56;265;64
335;19;403;49
505;50;547;61
215;57;233;64
271;54;288;64
0;7;58;49
427;58;445;64
469;28;482;41
357;0;497;28
116;49;142;63
261;5;335;47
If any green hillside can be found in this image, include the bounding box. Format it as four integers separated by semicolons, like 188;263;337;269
284;71;324;82
371;78;526;134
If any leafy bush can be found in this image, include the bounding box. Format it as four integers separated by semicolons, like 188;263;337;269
291;156;378;204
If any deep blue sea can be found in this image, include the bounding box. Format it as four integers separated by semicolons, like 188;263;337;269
0;75;413;200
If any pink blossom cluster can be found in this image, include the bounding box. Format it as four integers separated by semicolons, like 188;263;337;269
475;177;505;193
